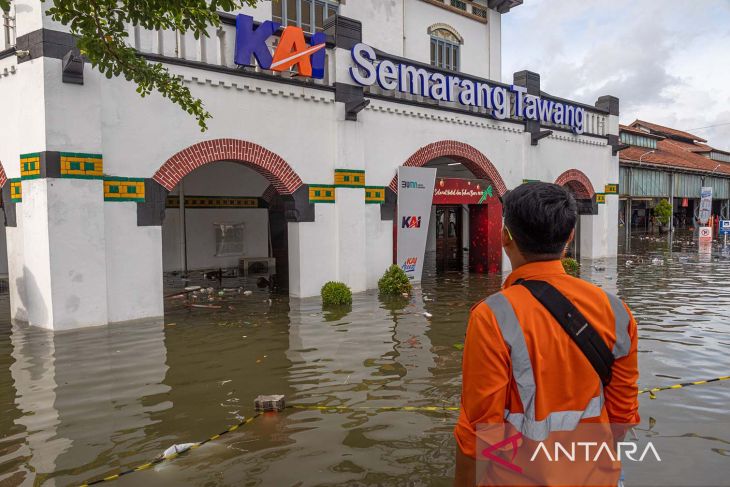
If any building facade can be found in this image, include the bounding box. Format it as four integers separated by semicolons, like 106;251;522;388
0;0;621;330
619;120;730;234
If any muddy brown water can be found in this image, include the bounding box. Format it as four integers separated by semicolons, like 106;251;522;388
1;232;730;486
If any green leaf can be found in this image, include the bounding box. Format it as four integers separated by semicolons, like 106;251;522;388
41;0;261;130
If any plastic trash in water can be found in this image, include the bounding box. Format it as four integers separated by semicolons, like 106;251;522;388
423;312;433;318
651;258;664;265
625;260;634;266
160;443;198;459
243;290;253;296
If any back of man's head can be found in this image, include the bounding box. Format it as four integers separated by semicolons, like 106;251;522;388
503;182;577;258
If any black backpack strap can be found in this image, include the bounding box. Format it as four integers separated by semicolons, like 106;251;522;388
516;279;615;386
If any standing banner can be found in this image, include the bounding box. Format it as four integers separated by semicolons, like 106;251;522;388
397;166;437;282
699;186;713;225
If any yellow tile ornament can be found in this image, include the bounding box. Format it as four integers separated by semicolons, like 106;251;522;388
104;177;145;202
60;153;103;178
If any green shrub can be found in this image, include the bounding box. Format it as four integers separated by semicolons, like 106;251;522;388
653;199;672;226
378;265;413;296
321;281;352;306
561;257;580;276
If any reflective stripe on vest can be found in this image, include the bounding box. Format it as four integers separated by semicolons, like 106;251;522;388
604;291;631;359
486;291;604;441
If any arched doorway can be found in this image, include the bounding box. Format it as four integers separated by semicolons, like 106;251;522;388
554;169;596;260
392;141;507;275
154;139;307;292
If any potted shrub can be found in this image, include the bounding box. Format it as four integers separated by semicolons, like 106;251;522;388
378;265;412;296
561;257;580;276
321;281;352;306
653;199;672;233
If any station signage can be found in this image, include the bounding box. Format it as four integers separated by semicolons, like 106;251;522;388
234;14;326;78
433;178;494;205
699;226;712;242
397;167;436;282
720;220;730;236
349;43;586;134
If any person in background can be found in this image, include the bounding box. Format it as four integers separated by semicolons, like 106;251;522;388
454;182;640;486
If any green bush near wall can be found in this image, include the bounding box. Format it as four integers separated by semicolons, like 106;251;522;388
561;257;580;276
378;265;412;296
653;199;672;226
321;281;353;306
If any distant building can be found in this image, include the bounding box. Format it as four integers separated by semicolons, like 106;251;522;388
619;120;730;232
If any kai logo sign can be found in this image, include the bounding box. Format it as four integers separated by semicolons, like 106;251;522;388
402;216;422;229
234;15;326;78
402;257;418;273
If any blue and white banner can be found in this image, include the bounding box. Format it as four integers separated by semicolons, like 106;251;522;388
699;186;713;225
397;167;437;282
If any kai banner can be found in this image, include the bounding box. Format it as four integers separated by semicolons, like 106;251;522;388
397;167;437;282
234;14;326;78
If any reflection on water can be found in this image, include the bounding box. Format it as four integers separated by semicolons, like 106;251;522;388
0;233;729;486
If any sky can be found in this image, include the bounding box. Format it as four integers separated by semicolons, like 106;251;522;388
502;0;730;150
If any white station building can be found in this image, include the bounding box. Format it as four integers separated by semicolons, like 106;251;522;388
0;0;621;330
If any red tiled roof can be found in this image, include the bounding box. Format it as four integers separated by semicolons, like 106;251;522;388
618;124;664;140
630;119;707;143
620;138;730;176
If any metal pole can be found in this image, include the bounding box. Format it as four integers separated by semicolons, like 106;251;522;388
179;179;188;276
669;172;675;244
625;167;632;249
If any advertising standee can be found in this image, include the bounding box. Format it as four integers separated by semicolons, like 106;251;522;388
397;167;437;282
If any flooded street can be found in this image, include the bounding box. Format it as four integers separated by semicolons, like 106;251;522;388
1;232;730;486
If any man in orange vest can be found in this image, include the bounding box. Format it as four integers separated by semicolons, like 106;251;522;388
454;182;640;486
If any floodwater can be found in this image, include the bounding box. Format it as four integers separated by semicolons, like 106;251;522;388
1;232;730;486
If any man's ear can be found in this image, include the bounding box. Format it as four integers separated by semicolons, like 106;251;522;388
567;228;575;244
501;226;512;248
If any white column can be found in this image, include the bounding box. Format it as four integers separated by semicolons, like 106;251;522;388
21;178;109;329
288;205;338;298
104;204;164;323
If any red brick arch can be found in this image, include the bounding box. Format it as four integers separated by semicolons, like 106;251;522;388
153;139;304;194
389;141;508;197
554;169;595;199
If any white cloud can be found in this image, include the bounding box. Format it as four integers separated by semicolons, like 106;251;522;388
502;0;730;149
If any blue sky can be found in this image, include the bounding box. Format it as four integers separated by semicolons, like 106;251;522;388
502;0;730;149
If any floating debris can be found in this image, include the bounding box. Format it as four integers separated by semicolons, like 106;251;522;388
593;265;606;271
243;290;253;296
625;260;634;266
651;258;664;265
423;312;433;318
453;343;464;351
159;443;197;459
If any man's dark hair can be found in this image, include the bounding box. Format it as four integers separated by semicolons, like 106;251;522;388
503;182;577;257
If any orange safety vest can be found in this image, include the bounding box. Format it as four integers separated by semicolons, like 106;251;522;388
455;260;640;482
